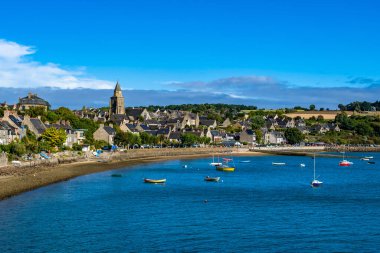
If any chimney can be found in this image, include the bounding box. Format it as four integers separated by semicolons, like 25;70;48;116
109;123;113;128
28;92;32;99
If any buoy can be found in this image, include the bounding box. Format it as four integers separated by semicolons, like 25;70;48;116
204;199;208;203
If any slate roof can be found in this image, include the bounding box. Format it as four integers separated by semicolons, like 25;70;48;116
157;128;170;135
9;115;23;127
169;131;181;140
110;114;127;122
199;119;216;126
49;123;74;133
30;118;46;134
104;126;116;135
125;108;144;118
0;121;16;134
19;93;50;107
210;130;221;137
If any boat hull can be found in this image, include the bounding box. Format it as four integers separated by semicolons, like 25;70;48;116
311;180;323;188
216;166;235;172
144;178;166;184
272;162;286;166
204;176;220;182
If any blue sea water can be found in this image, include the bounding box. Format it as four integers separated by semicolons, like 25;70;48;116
0;153;380;252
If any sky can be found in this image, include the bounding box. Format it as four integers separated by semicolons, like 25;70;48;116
0;0;380;109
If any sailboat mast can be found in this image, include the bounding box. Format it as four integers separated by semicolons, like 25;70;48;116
313;153;316;180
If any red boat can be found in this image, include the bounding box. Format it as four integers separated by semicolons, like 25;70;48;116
339;152;353;166
339;160;352;166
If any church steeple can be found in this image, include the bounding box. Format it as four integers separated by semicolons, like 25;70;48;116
109;81;125;115
115;81;121;92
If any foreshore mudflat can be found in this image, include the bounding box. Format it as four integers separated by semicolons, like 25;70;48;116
0;148;265;200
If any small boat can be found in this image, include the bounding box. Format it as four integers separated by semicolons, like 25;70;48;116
183;165;188;168
339;152;353;166
368;161;375;164
216;158;235;172
272;162;286;166
210;155;222;166
339;160;353;166
204;176;220;182
111;174;122;177
311;153;323;188
300;163;306;167
360;158;370;161
239;160;251;163
365;156;374;159
144;178;166;184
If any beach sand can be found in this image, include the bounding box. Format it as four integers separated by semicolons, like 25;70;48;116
0;149;265;200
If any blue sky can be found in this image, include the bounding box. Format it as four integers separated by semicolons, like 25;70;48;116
0;0;379;108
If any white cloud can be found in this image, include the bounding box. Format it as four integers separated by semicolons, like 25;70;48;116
0;39;114;89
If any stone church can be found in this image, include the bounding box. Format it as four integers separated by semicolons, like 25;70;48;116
109;82;125;115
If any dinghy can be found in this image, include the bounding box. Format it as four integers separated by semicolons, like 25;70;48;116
144;178;166;184
204;176;220;182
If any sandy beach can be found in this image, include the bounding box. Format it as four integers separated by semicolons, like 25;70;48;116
0;148;266;200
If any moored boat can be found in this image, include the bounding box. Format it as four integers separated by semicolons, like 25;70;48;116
339;152;353;166
311;153;323;188
204;176;220;182
272;162;286;166
300;163;306;167
111;174;122;177
144;178;166;184
216;158;235;172
239;160;251;163
210;155;222;166
339;160;353;166
216;166;235;172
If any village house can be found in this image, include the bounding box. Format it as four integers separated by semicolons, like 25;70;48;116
17;92;50;111
210;130;223;143
22;115;46;137
264;131;286;144
125;108;151;122
220;118;232;128
168;131;181;143
93;124;116;145
199;117;217;129
0;120;18;144
238;129;256;145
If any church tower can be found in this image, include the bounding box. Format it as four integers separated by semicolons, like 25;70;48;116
109;81;125;115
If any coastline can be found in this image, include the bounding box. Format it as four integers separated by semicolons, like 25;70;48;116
1;146;378;201
0;148;265;200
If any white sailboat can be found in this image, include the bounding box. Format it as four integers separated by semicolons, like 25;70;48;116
311;153;323;188
210;154;222;166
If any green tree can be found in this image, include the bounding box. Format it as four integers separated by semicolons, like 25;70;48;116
284;128;304;144
338;104;347;111
41;128;67;148
9;143;27;156
251;115;265;130
309;104;316;111
355;122;374;136
180;133;198;146
255;129;263;144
